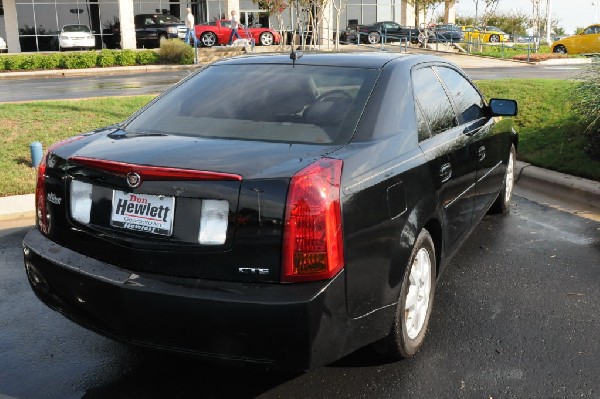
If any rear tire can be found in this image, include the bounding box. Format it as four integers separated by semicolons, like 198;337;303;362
375;229;436;359
489;144;516;214
553;44;567;54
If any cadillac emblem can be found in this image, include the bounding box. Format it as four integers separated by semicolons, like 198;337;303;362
126;172;141;188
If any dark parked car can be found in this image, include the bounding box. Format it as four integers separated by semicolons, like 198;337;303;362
432;24;464;42
103;14;186;48
338;23;362;44
358;21;419;44
24;52;518;370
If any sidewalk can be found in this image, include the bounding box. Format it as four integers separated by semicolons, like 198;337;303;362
1;162;598;223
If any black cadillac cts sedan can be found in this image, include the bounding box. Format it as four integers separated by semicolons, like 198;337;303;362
23;52;518;370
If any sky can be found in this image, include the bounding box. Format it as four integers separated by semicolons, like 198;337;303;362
454;0;598;35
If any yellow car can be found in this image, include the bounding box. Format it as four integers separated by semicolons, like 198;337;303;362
552;25;600;54
462;25;509;43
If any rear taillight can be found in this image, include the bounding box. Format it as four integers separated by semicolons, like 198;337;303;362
35;136;85;234
35;155;49;234
282;158;344;283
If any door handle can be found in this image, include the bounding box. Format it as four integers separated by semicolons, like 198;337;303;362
440;163;452;183
478;146;486;161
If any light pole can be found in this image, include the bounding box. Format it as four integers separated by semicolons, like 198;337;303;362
546;0;552;44
593;2;599;23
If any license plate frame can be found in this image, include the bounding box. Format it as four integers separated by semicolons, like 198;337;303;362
110;190;175;236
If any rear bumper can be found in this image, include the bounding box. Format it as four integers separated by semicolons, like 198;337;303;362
23;228;354;370
59;37;95;48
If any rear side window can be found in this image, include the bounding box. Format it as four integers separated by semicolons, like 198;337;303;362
435;66;485;124
126;64;379;145
412;66;457;138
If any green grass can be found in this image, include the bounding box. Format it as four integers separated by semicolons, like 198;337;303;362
477;79;600;181
466;43;551;59
0;79;598;197
0;96;154;196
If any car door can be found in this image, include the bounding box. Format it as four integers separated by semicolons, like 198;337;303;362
412;65;478;253
434;66;505;220
135;15;156;45
217;20;233;43
580;25;600;53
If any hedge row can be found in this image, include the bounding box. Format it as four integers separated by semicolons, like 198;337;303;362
0;42;194;71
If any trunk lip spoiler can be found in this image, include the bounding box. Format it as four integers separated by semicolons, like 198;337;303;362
68;156;243;182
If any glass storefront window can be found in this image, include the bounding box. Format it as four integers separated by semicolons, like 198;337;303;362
10;0;399;52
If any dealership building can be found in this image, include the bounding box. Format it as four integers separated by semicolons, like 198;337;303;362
0;0;456;53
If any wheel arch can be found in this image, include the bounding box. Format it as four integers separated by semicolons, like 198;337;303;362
423;218;443;276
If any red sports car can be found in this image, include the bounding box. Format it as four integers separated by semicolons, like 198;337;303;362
195;19;281;47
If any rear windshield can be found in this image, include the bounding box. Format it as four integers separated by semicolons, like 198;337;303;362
63;25;91;32
125;64;380;145
156;15;181;23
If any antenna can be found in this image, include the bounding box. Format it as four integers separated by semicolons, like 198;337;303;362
290;0;303;66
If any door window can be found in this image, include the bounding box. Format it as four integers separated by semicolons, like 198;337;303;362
412;67;457;137
435;66;485;124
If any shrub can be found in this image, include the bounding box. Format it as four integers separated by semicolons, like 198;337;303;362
4;55;26;70
39;53;62;69
20;54;42;70
97;49;118;67
158;39;194;64
136;49;160;65
61;52;98;69
116;49;137;66
571;62;600;159
0;56;5;71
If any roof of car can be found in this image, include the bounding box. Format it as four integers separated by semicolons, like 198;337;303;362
212;52;443;69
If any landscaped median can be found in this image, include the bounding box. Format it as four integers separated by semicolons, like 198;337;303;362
0;39;199;71
0;79;598;198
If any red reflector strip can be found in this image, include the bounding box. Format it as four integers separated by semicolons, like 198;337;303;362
68;156;242;181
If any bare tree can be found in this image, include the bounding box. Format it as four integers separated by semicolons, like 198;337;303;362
331;0;347;49
407;0;443;26
252;0;290;50
530;0;544;36
479;0;501;28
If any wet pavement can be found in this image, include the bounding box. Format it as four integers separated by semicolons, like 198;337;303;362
2;195;599;398
0;50;586;103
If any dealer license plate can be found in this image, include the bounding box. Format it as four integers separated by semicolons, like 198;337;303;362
110;190;175;236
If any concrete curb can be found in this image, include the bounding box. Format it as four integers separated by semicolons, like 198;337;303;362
515;161;600;208
0;194;35;222
1;162;597;223
0;64;200;80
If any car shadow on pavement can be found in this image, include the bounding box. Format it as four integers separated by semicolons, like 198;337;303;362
81;348;302;399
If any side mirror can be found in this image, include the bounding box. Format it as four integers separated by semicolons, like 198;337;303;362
489;98;518;116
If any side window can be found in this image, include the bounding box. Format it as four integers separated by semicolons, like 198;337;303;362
435;66;485;124
415;103;431;142
412;67;457;137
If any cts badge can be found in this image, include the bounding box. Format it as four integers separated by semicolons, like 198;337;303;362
126;172;141;188
239;267;270;275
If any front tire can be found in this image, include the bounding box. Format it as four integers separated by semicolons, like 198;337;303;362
367;32;380;44
489;144;516;214
489;34;500;43
259;32;274;46
201;32;217;47
376;229;436;359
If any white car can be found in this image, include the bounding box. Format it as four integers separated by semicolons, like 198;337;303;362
55;24;96;50
0;36;7;53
